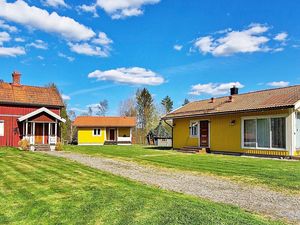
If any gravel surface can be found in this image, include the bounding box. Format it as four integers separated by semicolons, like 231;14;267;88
45;151;300;224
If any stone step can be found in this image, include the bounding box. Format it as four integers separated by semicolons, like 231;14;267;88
34;144;51;151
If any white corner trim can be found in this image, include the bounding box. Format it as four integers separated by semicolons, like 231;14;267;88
18;107;66;123
294;100;300;110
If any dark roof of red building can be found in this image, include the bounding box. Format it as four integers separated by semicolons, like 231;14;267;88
164;85;300;119
0;82;64;107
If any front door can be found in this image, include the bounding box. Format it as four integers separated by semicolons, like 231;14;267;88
35;123;43;144
199;121;209;147
109;129;115;141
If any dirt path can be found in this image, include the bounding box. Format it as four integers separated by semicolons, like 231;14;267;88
45;151;300;224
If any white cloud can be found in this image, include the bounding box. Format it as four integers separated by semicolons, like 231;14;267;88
42;0;68;8
88;67;164;85
0;31;10;45
78;4;99;17
0;0;95;41
0;19;18;32
274;32;288;42
58;52;74;62
27;40;48;49
92;32;113;46
15;37;25;42
68;42;109;57
193;24;272;56
173;44;183;51
61;94;71;100
0;46;25;57
267;81;289;88
189;82;244;96
194;36;213;54
95;0;160;19
37;55;44;60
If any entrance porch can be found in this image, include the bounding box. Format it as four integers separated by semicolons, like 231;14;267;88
18;107;66;151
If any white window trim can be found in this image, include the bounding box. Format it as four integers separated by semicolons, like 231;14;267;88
93;128;101;136
0;120;4;137
241;114;288;151
189;120;199;138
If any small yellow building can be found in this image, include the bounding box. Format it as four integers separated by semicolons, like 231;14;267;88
163;85;300;157
74;116;136;145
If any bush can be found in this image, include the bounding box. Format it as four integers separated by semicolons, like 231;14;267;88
18;139;30;151
55;141;63;151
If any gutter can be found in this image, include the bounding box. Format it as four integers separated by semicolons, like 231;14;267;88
161;119;174;149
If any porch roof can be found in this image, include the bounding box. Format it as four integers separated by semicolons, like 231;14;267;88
18;107;66;123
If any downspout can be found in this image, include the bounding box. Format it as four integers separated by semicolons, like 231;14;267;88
162;119;174;149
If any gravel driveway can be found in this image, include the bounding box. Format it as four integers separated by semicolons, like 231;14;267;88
45;151;300;224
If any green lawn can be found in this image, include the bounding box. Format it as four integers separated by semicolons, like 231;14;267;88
64;145;300;194
0;147;285;225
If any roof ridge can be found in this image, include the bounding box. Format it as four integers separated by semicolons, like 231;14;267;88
191;84;300;104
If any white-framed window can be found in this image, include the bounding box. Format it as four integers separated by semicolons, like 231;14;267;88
242;116;286;149
0;121;4;136
190;121;198;137
93;128;101;136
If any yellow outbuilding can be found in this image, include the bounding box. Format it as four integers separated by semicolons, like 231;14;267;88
74;116;136;145
163;85;300;157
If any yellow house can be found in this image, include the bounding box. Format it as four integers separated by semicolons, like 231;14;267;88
74;116;136;145
163;85;300;157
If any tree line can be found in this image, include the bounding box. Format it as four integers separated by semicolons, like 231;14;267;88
55;83;190;144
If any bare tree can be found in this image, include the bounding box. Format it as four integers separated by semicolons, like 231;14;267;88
96;100;108;116
119;98;137;117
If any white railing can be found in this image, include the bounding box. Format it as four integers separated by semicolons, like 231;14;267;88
117;136;131;142
49;136;57;145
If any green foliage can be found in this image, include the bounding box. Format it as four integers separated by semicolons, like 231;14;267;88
64;145;300;194
0;147;285;225
183;98;190;106
136;88;155;143
161;95;173;114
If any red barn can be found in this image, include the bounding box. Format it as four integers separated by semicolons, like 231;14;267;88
0;71;65;151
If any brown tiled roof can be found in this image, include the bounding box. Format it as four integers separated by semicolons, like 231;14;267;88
74;116;136;127
164;85;300;119
0;82;64;107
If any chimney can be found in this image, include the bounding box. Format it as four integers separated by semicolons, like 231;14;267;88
12;71;21;86
228;95;234;102
230;86;239;95
210;97;215;103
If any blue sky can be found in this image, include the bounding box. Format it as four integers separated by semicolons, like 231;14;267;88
0;0;300;115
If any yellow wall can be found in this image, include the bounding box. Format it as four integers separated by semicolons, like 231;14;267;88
118;127;131;137
173;109;290;156
78;128;106;145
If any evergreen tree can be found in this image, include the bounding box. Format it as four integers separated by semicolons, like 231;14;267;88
182;98;190;106
161;95;173;114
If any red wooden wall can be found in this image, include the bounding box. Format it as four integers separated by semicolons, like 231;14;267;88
0;104;61;147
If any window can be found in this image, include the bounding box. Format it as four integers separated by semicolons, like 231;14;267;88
271;118;286;149
243;117;286;149
190;122;198;137
93;128;101;136
0;121;4;136
244;120;256;147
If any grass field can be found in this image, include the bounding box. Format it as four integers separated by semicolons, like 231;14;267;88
64;145;300;194
0;147;285;225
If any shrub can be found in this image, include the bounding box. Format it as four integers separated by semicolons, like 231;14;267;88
55;141;63;151
18;139;30;151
